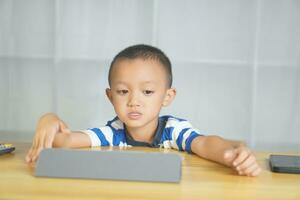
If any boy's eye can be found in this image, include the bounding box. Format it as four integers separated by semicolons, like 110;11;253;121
143;90;154;95
116;90;128;95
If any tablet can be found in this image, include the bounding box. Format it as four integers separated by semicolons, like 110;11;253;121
269;155;300;174
36;149;182;182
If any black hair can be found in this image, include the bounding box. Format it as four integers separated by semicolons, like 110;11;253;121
108;44;172;88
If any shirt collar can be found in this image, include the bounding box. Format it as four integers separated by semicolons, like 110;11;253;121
124;117;167;147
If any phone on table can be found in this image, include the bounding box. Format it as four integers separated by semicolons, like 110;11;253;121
269;155;300;174
0;144;15;155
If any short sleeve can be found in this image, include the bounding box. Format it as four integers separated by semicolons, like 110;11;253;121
164;117;204;153
81;126;114;147
81;117;127;147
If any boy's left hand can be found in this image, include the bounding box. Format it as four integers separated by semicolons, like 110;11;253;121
224;146;262;177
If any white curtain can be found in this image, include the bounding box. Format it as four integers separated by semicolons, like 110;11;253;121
0;0;299;151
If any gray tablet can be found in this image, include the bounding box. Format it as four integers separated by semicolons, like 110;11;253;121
269;155;300;174
36;149;182;182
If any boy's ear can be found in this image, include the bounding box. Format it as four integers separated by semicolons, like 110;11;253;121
162;87;176;107
106;88;113;103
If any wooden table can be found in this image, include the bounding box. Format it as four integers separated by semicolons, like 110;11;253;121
0;143;299;200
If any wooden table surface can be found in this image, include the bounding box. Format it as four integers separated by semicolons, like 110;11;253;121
0;142;299;200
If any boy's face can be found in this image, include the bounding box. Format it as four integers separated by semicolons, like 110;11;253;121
106;58;176;129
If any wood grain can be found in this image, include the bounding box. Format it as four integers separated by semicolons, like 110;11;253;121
0;142;299;200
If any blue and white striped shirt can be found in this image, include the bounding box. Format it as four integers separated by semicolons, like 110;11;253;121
82;115;204;153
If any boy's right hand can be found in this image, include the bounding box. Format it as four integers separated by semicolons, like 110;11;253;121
25;113;70;163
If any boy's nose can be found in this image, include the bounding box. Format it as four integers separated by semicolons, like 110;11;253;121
127;93;140;107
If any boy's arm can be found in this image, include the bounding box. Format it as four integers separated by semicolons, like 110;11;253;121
191;135;261;176
53;131;91;148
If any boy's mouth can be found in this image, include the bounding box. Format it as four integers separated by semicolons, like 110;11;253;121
127;112;142;120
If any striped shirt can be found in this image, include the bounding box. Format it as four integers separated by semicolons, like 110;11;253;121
82;115;204;153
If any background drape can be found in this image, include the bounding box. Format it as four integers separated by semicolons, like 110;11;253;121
0;0;299;151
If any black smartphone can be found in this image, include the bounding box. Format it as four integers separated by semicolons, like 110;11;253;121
269;155;300;174
0;144;15;155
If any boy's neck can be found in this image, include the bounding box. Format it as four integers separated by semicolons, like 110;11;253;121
125;118;159;143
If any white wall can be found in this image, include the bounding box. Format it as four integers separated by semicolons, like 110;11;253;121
0;0;299;151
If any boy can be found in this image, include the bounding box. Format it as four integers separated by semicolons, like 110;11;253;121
26;44;261;177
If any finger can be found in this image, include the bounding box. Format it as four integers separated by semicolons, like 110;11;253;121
30;148;38;163
44;134;53;148
236;154;256;171
251;167;262;176
26;132;40;163
32;127;45;150
44;128;57;148
32;146;43;162
223;149;238;166
25;147;34;163
240;162;259;176
232;149;251;167
32;130;46;162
